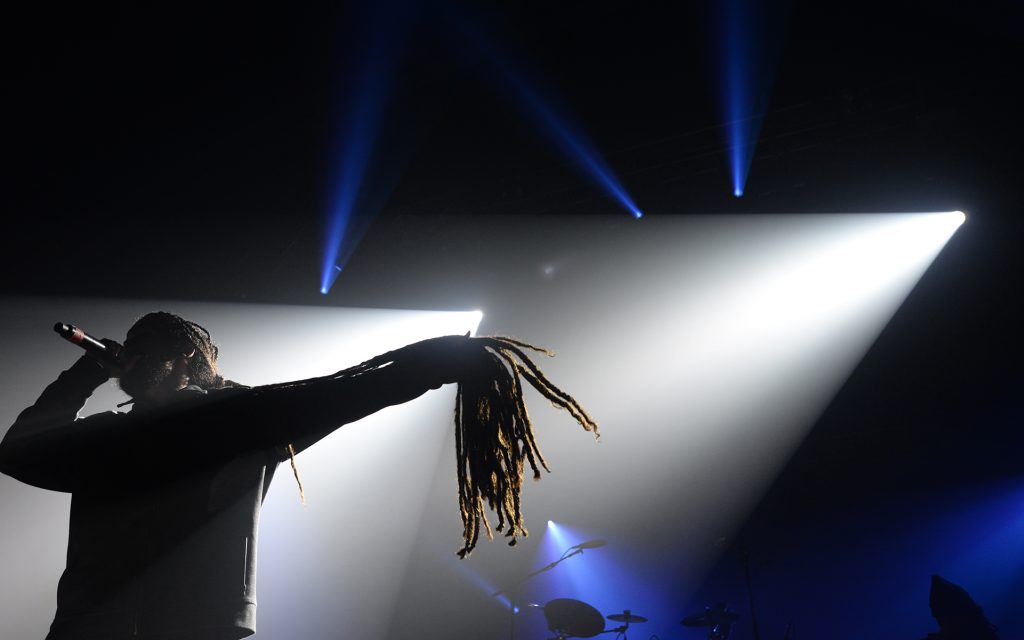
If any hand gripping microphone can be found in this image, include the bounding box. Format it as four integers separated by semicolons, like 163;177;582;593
54;322;118;365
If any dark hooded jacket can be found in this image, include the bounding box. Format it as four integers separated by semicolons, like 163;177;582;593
0;353;447;640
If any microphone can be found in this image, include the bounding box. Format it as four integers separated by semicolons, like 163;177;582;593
54;322;118;365
570;539;608;550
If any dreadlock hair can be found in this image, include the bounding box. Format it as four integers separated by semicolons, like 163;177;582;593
451;336;599;558
127;312;225;390
249;335;599;557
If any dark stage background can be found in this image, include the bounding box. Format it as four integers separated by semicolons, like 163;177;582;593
3;2;1022;639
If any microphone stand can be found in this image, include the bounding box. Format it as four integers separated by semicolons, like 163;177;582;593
492;545;589;640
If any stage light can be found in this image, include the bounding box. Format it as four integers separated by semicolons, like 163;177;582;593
510;80;644;219
713;0;787;200
455;21;643;220
737;212;965;325
533;521;669;634
320;1;418;295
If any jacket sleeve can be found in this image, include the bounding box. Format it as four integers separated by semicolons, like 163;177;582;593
1;348;453;485
196;355;450;461
0;356;113;492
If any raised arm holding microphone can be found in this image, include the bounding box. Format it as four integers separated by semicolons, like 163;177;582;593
0;311;597;640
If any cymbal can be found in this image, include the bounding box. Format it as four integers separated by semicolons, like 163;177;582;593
544;598;606;638
607;611;648;623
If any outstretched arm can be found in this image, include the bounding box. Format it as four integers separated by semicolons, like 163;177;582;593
205;339;464;459
1;334;598;557
0;335;473;488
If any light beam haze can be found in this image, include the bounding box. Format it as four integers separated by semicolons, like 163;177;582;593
384;212;966;639
1;213;967;640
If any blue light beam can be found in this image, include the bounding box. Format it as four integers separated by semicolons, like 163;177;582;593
449;557;515;611
541;522;675;637
456;20;643;219
715;0;791;198
320;1;418;295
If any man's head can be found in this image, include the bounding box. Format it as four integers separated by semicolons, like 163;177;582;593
118;312;221;402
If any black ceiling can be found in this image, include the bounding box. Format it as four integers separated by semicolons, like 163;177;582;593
5;1;1021;300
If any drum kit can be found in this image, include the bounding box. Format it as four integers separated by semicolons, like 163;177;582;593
536;597;741;640
498;538;748;640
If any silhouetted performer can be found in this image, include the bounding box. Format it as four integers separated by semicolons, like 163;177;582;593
922;574;998;640
0;312;596;640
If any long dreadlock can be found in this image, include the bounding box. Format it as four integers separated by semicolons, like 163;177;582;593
452;336;598;557
252;334;598;557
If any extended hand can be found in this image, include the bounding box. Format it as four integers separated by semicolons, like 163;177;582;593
393;333;483;387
